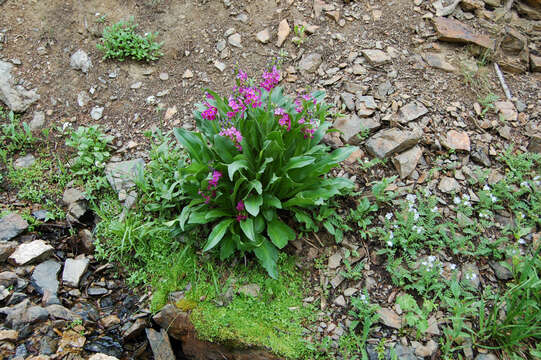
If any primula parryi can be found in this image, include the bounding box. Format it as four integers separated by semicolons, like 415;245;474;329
173;66;357;278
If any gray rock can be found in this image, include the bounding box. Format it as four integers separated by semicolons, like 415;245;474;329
214;60;226;72
228;33;242;48
397;102;428;123
146;328;175;360
340;92;355;111
328;252;342;269
366;128;422;158
70;49;92;74
39;335;58;355
394;344;418;360
31;260;61;295
87;287;108;296
46;304;81;321
475;354;498;360
489;261;513;280
238;283;260;297
334;295;346;307
8;240;53;266
298;53;323;73
26;305;49;323
105;158;145;194
438;177;461;193
122;318;146;340
29;111;45;131
0;60;40;112
334;114;380;144
377;308;402;329
62;188;88;220
330;274;344;289
89;354;120;360
77;91;91;107
0;241;18;262
62;258;89;287
0;213;29;241
13;154;35;169
0;271;19;287
90;106;104;120
256;28;271;44
78;229;95;254
422;52;456;72
392;146;423;179
361;49;391;65
6;292;26;306
356;96;377;117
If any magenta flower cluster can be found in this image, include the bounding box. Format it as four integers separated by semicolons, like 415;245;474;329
202;104;218;121
236;200;247;222
219;126;243;151
275;108;291;131
198;170;222;204
260;66;280;91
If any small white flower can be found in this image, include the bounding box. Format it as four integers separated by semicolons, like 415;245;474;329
490;194;498;203
416;226;423;234
464;201;471;207
534;176;540;181
428;255;436;263
413;212;420;221
387;241;393;247
406;194;417;203
453;196;461;205
520;181;529;188
385;213;393;220
449;263;457;270
462;194;470;201
389;231;394;239
359;294;367;302
483;184;490;191
421;261;428;266
517;213;525;220
432;206;438;212
394;224;399;229
439;268;444;275
518;238;526;245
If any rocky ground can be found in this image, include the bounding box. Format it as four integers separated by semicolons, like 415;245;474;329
0;0;540;359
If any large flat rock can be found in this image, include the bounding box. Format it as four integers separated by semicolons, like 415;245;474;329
366;128;422;158
432;16;494;50
0;213;29;241
0;60;40;112
8;240;53;266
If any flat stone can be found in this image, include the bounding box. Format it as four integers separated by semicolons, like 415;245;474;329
100;314;121;328
89;354;119;360
298;53;323;73
343;288;357;296
90;106;104;120
0;271;19;288
256;28;271;44
57;329;86;354
0;213;29;241
46;304;81;321
366;128;422;158
475;354;498;360
361;49;391;65
31;260;60;295
9;240;53;266
0;329;18;341
105;159;145;194
377;308;402;329
62;258;90;288
531;54;541;72
528;135;541;153
433;16;494;50
238;283;260;297
14;153;35;169
438;176;461;193
461;0;485;11
442;130;471;151
77;91;91;106
394;344;417;360
489;260;513;280
214;61;226;72
494;101;518;121
152;304;192;341
130;82;142;89
397;101;428;123
146;328;175;360
426;315;440;335
499;125;512;140
228;33;242;48
413;339;438;357
87;287;108;296
70;49;92;73
0;60;40;112
333;295;346;307
328;252;342;269
159;72;169;81
0;242;17;262
392;146;423;179
334;114;380;144
422;52;456;72
122;318;146;340
340;92;355;111
29;111;45;131
356;96;377;117
276;19;290;47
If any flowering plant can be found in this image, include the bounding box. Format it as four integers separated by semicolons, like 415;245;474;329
173;68;357;277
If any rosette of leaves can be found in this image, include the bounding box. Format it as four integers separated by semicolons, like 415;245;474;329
172;85;357;278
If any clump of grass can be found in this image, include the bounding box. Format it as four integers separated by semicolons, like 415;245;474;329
97;17;163;62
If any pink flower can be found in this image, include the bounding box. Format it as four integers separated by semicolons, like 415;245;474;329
294;98;303;113
275;108;291;131
208;170;222;188
205;92;215;100
219;126;243;151
202;104;218;121
198;190;211;204
236;214;247;222
237;69;248;82
260;66;280;91
236;201;245;211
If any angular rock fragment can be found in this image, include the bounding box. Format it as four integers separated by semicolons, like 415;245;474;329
9;240;54;266
361;49;391;65
366;128;422;158
432;16;494;50
442;130;470;151
392;146;423;179
397;101;428;123
334;114;380;144
0;213;29;241
0;60;40;112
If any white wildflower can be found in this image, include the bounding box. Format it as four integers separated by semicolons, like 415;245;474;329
490;194;498;203
389;231;394;239
518;238;526;245
387;241;393;247
432;206;438;213
453;196;461;205
406;194;417;203
483;184;490;191
385;213;393;220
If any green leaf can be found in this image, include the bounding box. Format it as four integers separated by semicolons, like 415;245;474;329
173;128;206;162
188;211;210;224
220;235;236;261
240;218;255;241
205;209;229;221
248;180;263;195
263;194;282;209
253;238;279;279
245;195;263;217
203;218;234;252
267;218;295;249
285;156;315;171
213;135;237;163
228;159;248;181
178;205;191;231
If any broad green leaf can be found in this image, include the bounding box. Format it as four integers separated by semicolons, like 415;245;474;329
328;146;358;163
267;218;295;249
220;235;236;261
178;205;191;231
188;211;211;224
285;156;315;171
245;195;263;217
262;208;276;222
228;159;248;181
203;218;234;252
254;215;265;234
173;128;206;162
264;194;282;209
240;218;255;241
253;238;279;279
248;180;263;195
213;135;237;163
205;209;229;221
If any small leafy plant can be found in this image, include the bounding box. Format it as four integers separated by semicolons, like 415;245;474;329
65;125;113;180
97;17;163;62
172;68;357;277
0;107;36;153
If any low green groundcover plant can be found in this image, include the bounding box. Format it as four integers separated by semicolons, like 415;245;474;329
172;68;356;277
97;17;163;62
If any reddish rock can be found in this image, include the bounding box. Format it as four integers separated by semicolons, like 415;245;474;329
442;130;471;152
432;16;494;50
531;54;541;72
